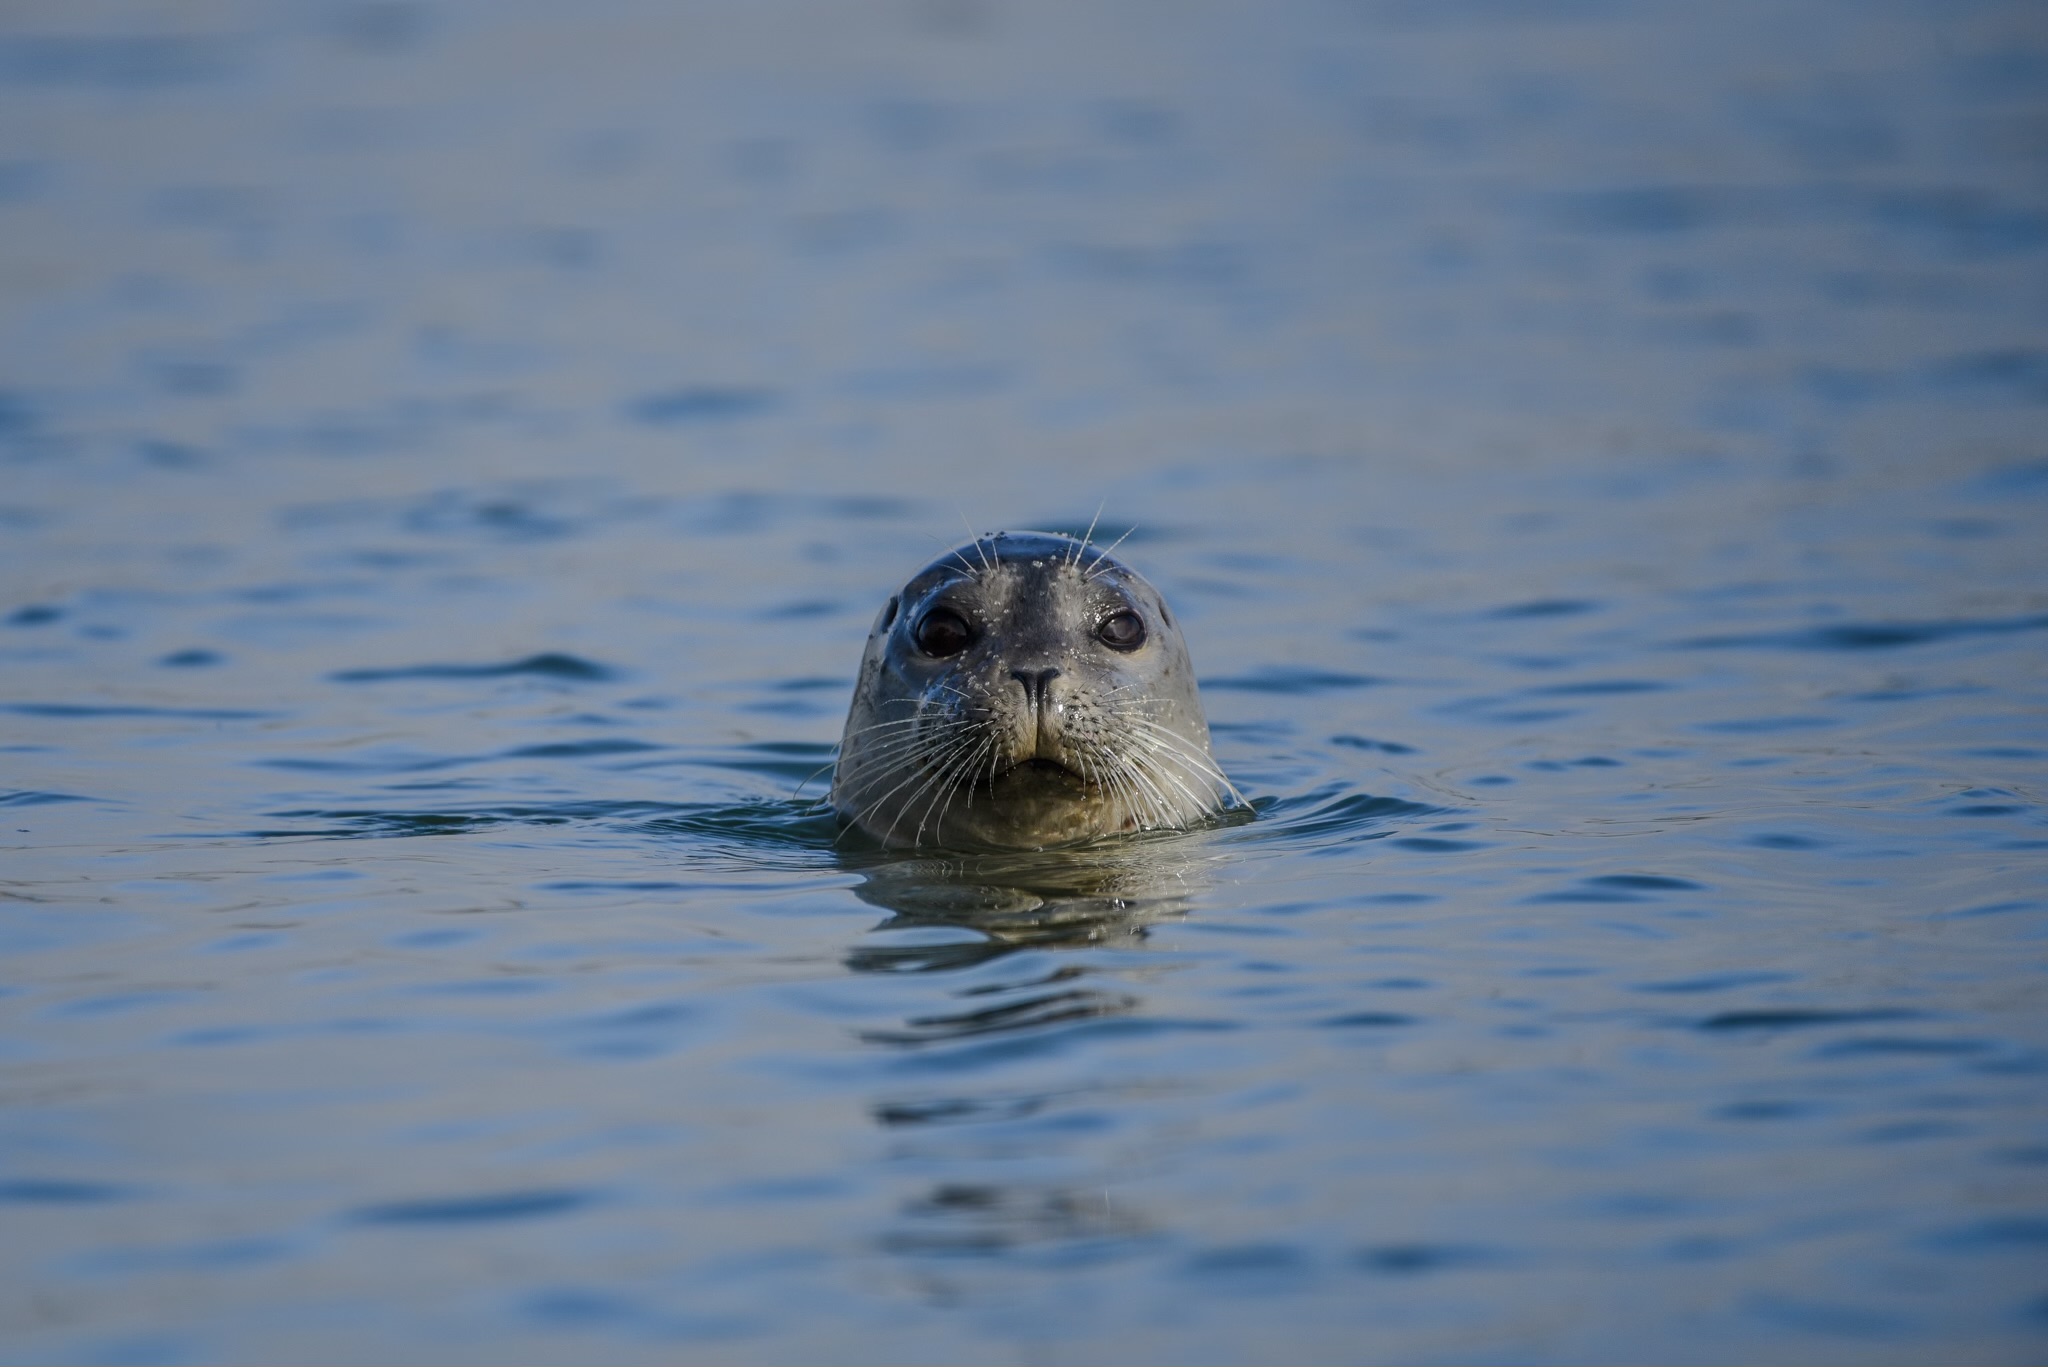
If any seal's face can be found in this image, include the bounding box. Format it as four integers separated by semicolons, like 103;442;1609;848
832;531;1231;850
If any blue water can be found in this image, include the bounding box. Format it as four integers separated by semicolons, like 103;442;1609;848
3;1;2046;1361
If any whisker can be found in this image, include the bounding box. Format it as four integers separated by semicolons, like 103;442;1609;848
907;730;998;846
957;510;994;576
836;727;978;798
1118;716;1246;807
840;716;933;739
920;733;997;844
1122;750;1187;823
791;755;838;800
1126;742;1211;821
871;731;985;847
1070;503;1104;570
1084;524;1137;580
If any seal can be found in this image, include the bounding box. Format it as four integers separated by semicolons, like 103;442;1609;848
831;530;1238;850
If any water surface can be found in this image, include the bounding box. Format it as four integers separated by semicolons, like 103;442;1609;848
2;1;2046;1361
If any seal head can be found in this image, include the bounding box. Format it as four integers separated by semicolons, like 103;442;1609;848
831;531;1233;850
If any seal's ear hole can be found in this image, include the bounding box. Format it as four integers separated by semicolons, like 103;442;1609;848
879;596;898;630
1159;602;1174;628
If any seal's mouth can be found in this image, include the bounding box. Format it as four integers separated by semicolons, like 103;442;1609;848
989;756;1086;789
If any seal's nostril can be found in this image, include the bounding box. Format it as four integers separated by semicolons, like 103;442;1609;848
1010;667;1060;704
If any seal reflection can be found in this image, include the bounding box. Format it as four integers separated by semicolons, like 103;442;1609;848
843;834;1215;983
844;837;1217;1269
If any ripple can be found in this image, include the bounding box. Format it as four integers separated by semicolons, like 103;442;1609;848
500;739;665;759
1746;832;1827;850
1935;900;2043;920
171;1018;402;1047
1696;715;1837;733
883;1015;1240;1073
82;1236;295;1272
1525;679;1672;696
349;1190;598;1226
1970;458;2048;497
1676;613;2048;651
1239;787;1441;846
872;1092;1052;1128
1330;734;1418;754
861;988;1141;1046
1528;873;1706;904
1485;598;1600;619
562;999;705;1060
1524;887;1645;904
0;789;94;807
673;740;838;783
635;799;844;851
1204;667;1384;693
1696;1008;1923;1032
329;652;615;683
623;386;779;426
519;1288;642;1326
1180;1242;1310;1279
1592;874;1704;891
1437;693;1577;725
1867;185;2048;260
1716;1099;1815;1122
3;703;276;720
1813;1036;1995;1058
1636;971;1794;994
884;1181;1149;1257
247;798;837;852
1746;1292;1913;1339
258;737;671;775
1353;1243;1501;1275
0;1178;139;1204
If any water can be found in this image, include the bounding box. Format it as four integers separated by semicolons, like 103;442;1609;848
2;0;2046;1361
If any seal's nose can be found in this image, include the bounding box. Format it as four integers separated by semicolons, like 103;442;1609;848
1011;667;1062;756
1011;667;1061;709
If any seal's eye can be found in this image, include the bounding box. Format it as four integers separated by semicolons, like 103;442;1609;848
1097;610;1146;651
914;607;973;657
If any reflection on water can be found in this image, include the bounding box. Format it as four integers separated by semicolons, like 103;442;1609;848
883;1179;1153;1261
847;837;1222;1034
854;836;1220;942
850;840;1227;1271
3;0;2047;1360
